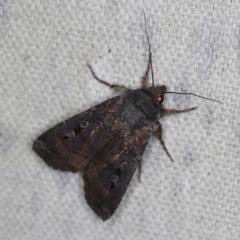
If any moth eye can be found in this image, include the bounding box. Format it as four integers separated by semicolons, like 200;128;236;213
157;95;164;103
80;121;89;128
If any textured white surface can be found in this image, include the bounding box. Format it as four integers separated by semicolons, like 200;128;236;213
1;0;240;239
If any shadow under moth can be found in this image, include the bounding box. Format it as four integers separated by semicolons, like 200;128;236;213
32;13;221;221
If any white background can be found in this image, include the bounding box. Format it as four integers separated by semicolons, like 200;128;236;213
1;1;240;239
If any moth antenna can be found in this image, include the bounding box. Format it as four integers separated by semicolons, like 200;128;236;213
166;91;223;104
142;10;155;87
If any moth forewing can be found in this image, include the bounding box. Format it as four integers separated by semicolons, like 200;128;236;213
32;95;125;172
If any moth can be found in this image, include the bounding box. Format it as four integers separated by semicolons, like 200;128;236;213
32;13;221;221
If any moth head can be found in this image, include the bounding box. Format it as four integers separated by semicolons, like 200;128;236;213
142;85;167;109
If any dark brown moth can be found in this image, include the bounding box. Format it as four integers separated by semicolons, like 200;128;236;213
32;13;221;221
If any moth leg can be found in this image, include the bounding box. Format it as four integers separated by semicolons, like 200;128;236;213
156;122;174;162
141;52;151;87
87;64;129;91
161;107;197;117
